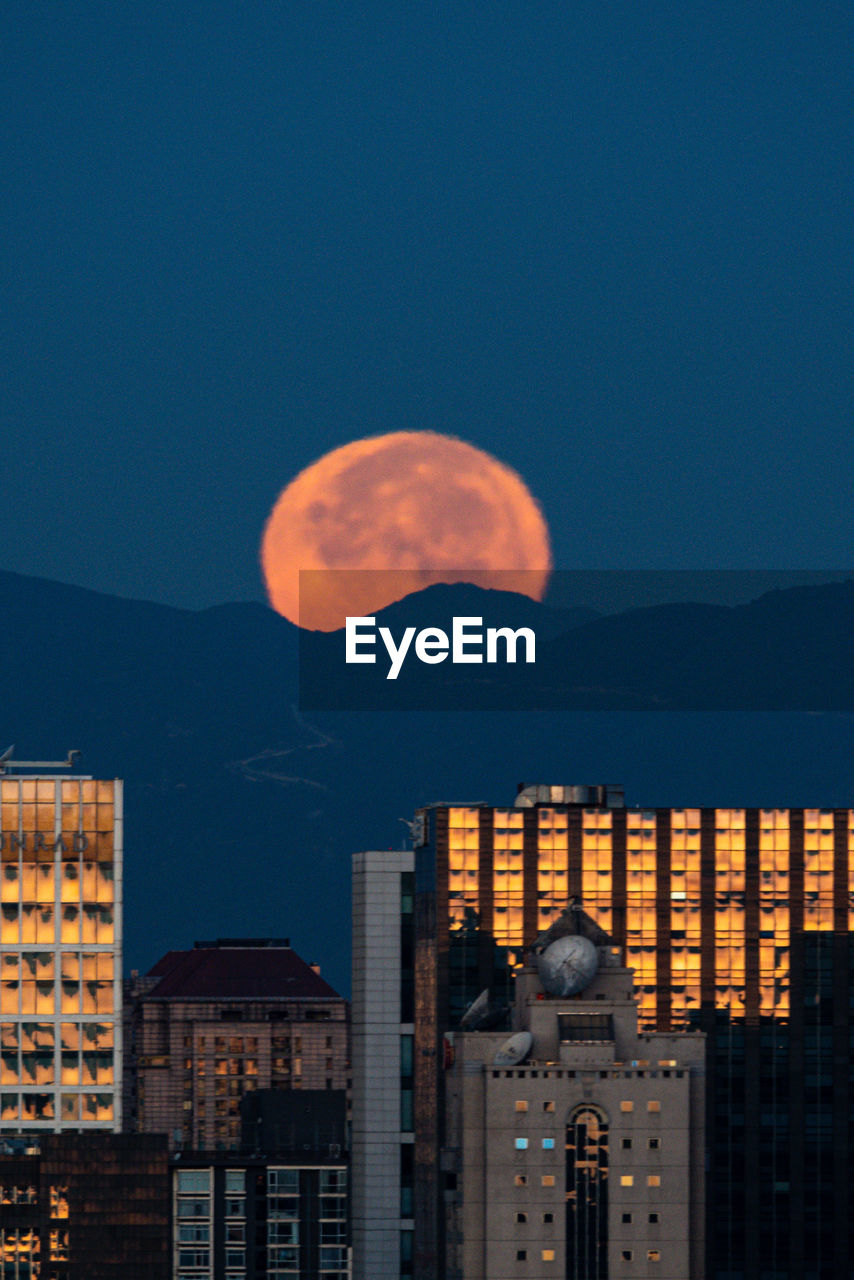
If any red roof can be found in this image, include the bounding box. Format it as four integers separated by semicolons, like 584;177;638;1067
146;943;341;1001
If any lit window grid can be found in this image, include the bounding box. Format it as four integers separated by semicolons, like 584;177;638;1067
670;814;701;1025
444;804;851;1027
580;809;613;936
0;777;122;1131
448;808;480;930
759;816;790;1018
803;809;834;930
0;1226;39;1276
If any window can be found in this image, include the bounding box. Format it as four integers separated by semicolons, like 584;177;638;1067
649;1213;660;1224
620;1175;634;1186
622;1250;633;1261
515;1174;527;1187
647;1100;660;1113
516;1212;527;1223
620;1101;633;1112
541;1175;555;1187
648;1175;661;1187
542;1138;555;1150
177;1170;209;1194
543;1100;555;1112
516;1250;527;1261
648;1137;660;1149
543;1213;553;1224
542;1250;555;1262
622;1213;632;1223
515;1100;528;1112
648;1250;661;1262
621;1137;632;1149
515;1138;528;1150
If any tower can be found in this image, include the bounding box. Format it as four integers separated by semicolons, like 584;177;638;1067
0;753;122;1133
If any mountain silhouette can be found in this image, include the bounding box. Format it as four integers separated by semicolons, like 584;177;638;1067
2;569;854;991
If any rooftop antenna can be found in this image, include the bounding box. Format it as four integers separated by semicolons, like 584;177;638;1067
0;749;81;775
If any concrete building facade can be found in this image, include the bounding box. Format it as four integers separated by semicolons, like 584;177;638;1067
126;938;348;1152
444;908;705;1280
351;850;415;1280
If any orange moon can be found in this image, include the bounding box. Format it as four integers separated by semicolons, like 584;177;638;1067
260;431;552;630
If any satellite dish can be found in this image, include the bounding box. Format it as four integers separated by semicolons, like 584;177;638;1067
460;989;490;1029
493;1031;533;1067
537;934;598;997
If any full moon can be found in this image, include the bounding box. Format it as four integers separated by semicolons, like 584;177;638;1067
260;431;552;630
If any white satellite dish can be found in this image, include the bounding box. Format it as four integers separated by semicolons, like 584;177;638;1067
537;934;598;997
493;1031;533;1067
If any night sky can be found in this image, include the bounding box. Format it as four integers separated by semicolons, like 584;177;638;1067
4;3;853;610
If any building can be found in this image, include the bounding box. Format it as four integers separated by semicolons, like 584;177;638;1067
127;938;349;1150
171;1090;348;1280
408;784;854;1280
0;755;123;1133
0;1131;170;1279
445;904;705;1279
351;850;415;1280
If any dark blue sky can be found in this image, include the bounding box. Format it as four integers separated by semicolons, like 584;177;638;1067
4;3;852;608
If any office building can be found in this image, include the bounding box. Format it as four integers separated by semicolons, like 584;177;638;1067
445;904;705;1279
127;938;348;1151
0;757;122;1133
0;1131;169;1279
408;784;853;1280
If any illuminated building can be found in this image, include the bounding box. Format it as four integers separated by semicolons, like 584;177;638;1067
0;757;122;1133
127;938;348;1151
0;1131;170;1279
445;905;705;1279
408;785;854;1280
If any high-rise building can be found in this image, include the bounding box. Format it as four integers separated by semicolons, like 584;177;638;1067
351;850;415;1280
408;784;853;1280
0;1131;170;1279
445;905;705;1279
171;1090;348;1280
0;757;122;1133
126;938;348;1151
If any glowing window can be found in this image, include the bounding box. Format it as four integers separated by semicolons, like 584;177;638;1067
541;1175;555;1187
620;1101;633;1112
620;1175;634;1186
648;1175;661;1187
542;1138;555;1150
542;1250;555;1262
515;1138;528;1150
648;1101;660;1113
515;1100;528;1112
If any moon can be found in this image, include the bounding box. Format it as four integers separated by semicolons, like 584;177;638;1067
260;431;552;630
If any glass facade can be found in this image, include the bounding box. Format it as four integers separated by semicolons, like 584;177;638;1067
415;797;854;1280
0;777;122;1132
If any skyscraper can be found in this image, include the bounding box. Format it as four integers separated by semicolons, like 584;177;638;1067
0;756;122;1133
444;905;705;1279
408;784;853;1280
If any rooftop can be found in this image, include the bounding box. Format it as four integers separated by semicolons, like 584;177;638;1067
146;940;342;1001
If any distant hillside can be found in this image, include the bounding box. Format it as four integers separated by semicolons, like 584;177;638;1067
2;570;854;992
